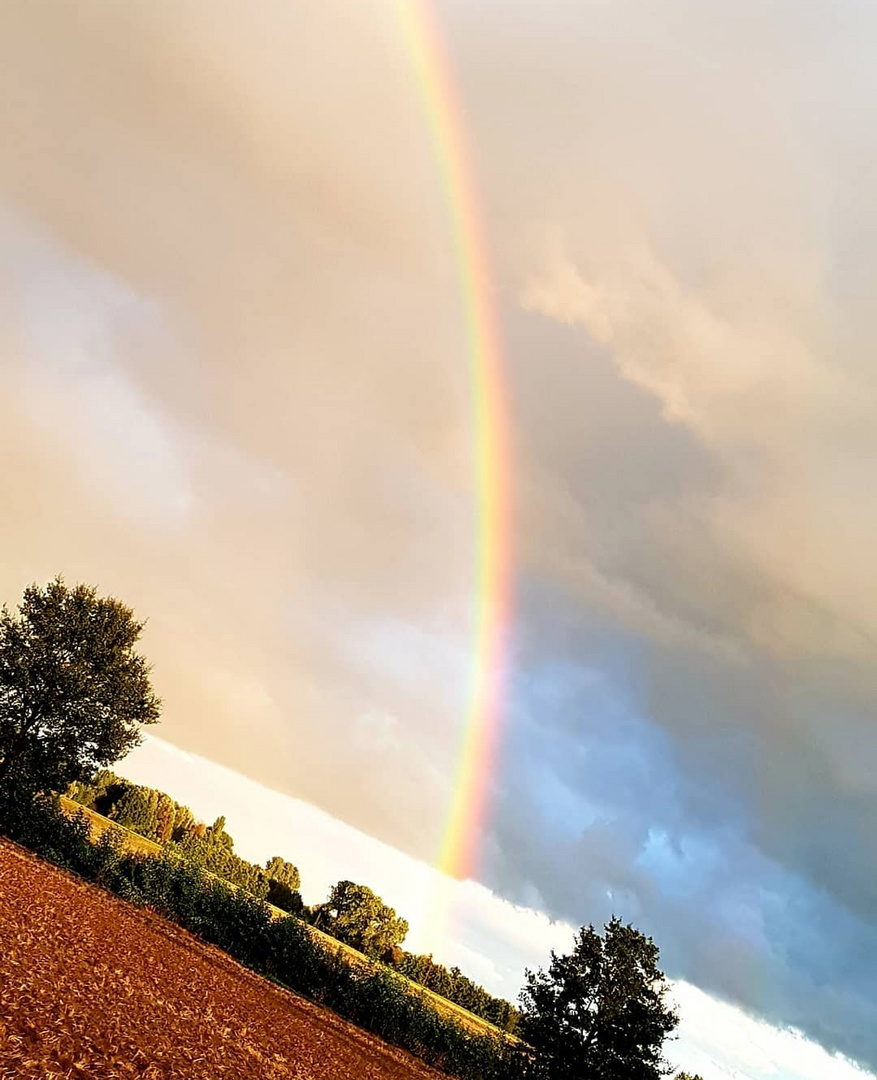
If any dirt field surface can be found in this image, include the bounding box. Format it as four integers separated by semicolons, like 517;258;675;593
0;839;443;1079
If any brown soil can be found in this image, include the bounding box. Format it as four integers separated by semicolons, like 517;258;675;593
0;839;442;1079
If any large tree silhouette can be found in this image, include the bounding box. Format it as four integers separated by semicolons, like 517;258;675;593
0;578;160;819
519;917;678;1080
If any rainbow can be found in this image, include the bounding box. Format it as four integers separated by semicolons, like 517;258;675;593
395;0;512;881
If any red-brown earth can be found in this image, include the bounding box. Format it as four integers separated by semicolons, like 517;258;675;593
0;839;442;1079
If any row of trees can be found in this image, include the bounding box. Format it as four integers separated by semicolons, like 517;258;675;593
394;951;519;1031
69;770;518;1029
6;796;519;1080
0;579;693;1080
69;773;305;912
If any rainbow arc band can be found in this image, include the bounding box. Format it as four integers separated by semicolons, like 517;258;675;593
396;0;512;882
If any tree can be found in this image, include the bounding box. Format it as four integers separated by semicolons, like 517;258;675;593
155;792;176;844
265;855;301;891
265;855;303;913
518;917;678;1080
207;815;232;848
0;579;161;819
170;805;195;843
92;773;130;817
675;1074;705;1080
391;949;519;1031
111;785;158;838
315;880;409;958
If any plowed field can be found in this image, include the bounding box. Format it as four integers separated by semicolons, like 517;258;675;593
0;839;442;1079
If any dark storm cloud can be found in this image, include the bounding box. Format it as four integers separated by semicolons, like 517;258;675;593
481;305;877;1068
435;3;877;1065
487;590;877;1067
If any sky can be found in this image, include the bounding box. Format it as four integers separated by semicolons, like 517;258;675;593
2;1;877;1076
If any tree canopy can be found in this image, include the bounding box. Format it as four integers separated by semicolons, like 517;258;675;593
518;917;678;1080
395;951;520;1031
315;880;409;959
0;579;160;817
265;855;303;913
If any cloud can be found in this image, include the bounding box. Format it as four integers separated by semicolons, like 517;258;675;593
0;0;480;858
484;613;877;1066
2;213;192;528
442;3;877;1056
520;226;828;448
4;0;877;1073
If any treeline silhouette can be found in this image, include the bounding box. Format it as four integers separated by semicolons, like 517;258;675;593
68;771;519;1033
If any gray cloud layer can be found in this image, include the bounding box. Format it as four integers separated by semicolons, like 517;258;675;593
3;0;877;1069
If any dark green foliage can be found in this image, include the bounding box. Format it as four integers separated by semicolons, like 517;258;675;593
67;770;519;1033
2;794;98;874
67;771;520;1035
72;774;274;898
171;801;196;840
155;791;176;843
265;855;303;913
110;784;160;839
177;817;270;898
394;951;521;1033
265;913;328;994
0;797;522;1080
68;769;126;813
518;918;679;1080
0;579;160;820
311;965;517;1080
265;854;301;890
314;879;409;958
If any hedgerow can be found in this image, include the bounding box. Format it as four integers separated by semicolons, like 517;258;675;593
2;795;524;1080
